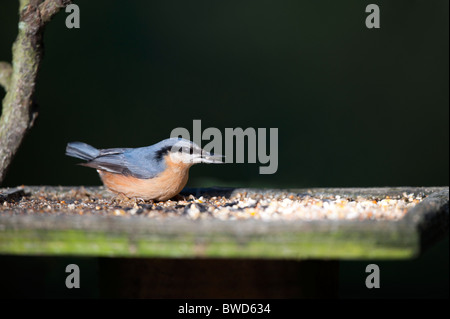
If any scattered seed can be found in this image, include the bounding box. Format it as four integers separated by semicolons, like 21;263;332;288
0;187;425;221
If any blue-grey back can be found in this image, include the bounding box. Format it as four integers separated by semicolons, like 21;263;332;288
67;138;192;179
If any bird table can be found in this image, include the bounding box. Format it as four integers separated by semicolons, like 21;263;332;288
0;186;448;298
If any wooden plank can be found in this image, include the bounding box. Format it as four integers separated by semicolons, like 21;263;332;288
0;186;448;259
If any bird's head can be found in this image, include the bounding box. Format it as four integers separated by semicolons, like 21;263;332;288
155;138;223;166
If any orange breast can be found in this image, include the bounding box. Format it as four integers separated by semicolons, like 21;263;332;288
98;155;190;201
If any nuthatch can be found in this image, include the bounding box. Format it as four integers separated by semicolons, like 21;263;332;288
65;138;223;201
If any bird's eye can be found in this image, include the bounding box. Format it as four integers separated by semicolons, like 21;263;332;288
178;148;182;153
189;147;194;155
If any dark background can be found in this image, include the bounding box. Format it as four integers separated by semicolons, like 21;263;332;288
0;0;448;188
0;1;448;298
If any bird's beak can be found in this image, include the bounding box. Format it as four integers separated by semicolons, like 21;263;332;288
200;151;225;164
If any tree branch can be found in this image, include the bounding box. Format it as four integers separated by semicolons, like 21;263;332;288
0;0;73;184
0;62;12;92
39;0;72;24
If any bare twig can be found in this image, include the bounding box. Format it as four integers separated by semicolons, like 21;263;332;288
0;0;73;184
39;0;72;23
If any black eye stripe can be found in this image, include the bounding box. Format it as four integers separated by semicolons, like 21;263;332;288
154;144;199;161
155;146;172;161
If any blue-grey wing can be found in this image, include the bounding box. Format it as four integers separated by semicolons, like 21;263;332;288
82;147;164;179
99;148;131;156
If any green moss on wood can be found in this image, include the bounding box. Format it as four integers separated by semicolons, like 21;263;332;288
0;224;418;259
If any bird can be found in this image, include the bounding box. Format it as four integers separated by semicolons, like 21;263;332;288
65;138;223;201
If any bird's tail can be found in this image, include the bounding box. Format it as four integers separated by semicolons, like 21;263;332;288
66;142;100;161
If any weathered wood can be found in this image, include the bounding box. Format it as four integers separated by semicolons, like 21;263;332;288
0;186;448;259
0;187;25;202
